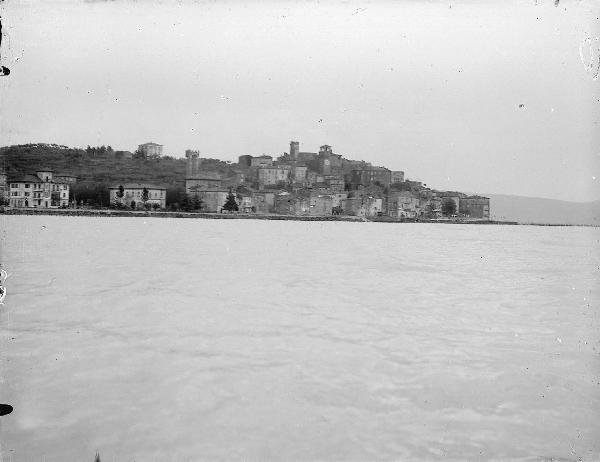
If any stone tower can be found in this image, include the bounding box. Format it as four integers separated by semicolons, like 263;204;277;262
290;141;299;159
185;150;200;177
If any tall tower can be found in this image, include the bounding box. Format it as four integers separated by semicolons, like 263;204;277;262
290;141;299;159
185;150;200;177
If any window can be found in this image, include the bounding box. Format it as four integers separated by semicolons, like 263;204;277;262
24;192;30;197
25;184;30;188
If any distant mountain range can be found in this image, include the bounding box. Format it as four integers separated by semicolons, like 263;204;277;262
485;194;600;226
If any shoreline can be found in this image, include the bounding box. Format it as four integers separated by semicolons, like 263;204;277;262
2;207;597;227
0;207;561;226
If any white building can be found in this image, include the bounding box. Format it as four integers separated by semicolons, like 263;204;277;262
8;170;70;208
137;142;163;158
109;183;167;209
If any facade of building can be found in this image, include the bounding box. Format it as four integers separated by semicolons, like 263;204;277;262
250;156;273;168
324;175;345;192
9;170;70;208
459;196;490;219
185;173;222;193
257;166;290;188
387;190;420;218
343;196;383;217
0;170;7;204
347;167;392;189
185;151;223;192
185;150;201;177
187;189;230;213
109;183;167;209
290;141;300;159
138;142;163;158
292;165;308;183
251;191;276;213
238;155;253;169
391;171;405;183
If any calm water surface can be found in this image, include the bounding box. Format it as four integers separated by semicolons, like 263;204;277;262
0;216;599;461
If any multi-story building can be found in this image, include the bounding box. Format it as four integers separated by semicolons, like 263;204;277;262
238;155;253;169
391;171;405;183
138;142;163;158
291;165;308;184
343;195;383;217
109;183;167;209
0;169;7;204
8;170;70;208
250;155;273;168
317;145;343;175
459;196;490;219
185;151;222;192
257;166;291;188
185;173;222;193
187;189;230;213
347;167;392;189
324;175;345;192
387;190;420;218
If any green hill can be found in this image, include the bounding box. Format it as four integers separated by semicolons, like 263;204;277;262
0;143;234;206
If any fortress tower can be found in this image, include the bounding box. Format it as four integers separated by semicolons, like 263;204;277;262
290;141;299;159
185;150;200;177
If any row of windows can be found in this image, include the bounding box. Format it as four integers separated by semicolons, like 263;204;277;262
115;190;164;198
10;183;68;190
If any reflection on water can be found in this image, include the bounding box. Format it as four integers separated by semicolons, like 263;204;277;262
1;217;599;461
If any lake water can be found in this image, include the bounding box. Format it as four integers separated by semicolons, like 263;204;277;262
0;216;599;461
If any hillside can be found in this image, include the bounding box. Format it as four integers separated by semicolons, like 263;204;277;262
0;144;235;206
486;194;600;226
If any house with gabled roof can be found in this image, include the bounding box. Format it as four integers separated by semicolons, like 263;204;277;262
109;183;167;209
8;170;70;208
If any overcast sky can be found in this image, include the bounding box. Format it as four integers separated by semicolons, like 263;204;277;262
1;0;599;201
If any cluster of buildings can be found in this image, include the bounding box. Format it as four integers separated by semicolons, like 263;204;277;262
184;140;490;219
2;169;74;208
1;140;490;219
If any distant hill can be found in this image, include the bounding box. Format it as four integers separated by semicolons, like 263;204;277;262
486;194;600;226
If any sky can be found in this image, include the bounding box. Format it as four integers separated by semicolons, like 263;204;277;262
0;0;599;202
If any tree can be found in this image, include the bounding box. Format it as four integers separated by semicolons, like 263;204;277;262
152;202;160;211
132;149;146;160
426;201;437;217
191;195;203;211
441;198;457;216
142;187;149;204
117;185;124;199
222;189;239;212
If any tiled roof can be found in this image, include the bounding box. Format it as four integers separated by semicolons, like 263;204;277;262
109;183;167;190
8;174;43;183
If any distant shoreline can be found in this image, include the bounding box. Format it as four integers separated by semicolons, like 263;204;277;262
3;207;596;226
0;207;537;225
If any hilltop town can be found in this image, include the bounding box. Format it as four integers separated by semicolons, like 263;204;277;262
0;141;490;220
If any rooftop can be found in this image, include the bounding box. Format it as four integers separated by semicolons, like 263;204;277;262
109;183;167;190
